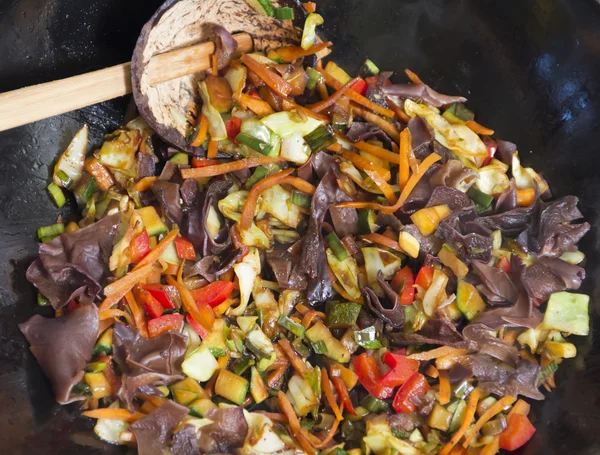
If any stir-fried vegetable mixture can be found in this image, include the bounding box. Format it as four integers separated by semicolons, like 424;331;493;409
21;4;591;455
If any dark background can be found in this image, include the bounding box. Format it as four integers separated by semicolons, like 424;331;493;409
0;0;599;453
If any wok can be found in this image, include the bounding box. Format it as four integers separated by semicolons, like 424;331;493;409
0;0;599;453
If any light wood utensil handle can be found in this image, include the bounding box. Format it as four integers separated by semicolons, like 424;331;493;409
0;32;253;133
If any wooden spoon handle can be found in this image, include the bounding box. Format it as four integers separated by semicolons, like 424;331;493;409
0;32;253;133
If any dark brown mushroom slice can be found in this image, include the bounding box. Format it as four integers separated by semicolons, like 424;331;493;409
132;0;303;153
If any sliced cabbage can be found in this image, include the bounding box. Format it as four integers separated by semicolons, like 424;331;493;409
109;210;143;273
363;416;419;455
340;161;399;195
198;80;227;140
301;13;324;50
94;401;129;445
218;190;248;221
404;99;488;167
517;325;549;354
280;132;311;164
512;153;549;194
260;184;302;228
99;129;142;172
476;158;510;195
362;247;402;296
225;63;247;101
422;269;449;316
230;248;261;316
326;249;361;300
261;111;323;139
242;411;290;455
53;124;88;188
286;374;318;416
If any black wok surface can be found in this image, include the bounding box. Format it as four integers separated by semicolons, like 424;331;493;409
0;0;599;453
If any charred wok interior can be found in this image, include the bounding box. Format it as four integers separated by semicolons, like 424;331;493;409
15;0;594;454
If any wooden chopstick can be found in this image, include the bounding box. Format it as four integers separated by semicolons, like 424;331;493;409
0;32;253;132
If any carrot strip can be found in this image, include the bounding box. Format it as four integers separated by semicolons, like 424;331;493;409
425;364;439;378
241;168;294;230
278;338;311;377
207;139;218;159
267;364;288;388
98;318;115;335
213;298;239;316
278;391;317;455
276;41;332;63
337;152;441;213
280;176;317;195
99;263;155;311
364;169;396;203
317;68;395;118
480;436;500;455
241;54;293;97
362;233;401;252
436;351;469;370
136;229;178;270
301;310;326;329
238;93;275;116
181;156;284;179
99;309;134;326
404;68;424;84
211;54;218;76
307;77;359;113
466;120;495;136
351;105;400;138
281;98;330;122
508;399;531;417
399;128;410;188
516;188;536;207
408;346;469;361
85;157;115;191
341;149;391;181
386;97;411;123
322;369;343;421
82;409;146;423
133;176;158;192
303;1;316;13
313;417;341;449
326;142;342;153
191;115;209;147
462;396;517;448
439;387;481;455
166;275;214;331
126;291;148;337
352;139;401;164
438;370;451;405
317;81;329;101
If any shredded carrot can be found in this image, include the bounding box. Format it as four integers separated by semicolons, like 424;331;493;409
331;280;364;304
503;329;519;345
480;436;500;455
436;351;469;370
322;369;343;421
166;275;214;331
317;68;395;118
409;346;469;361
462;396;517;448
351;105;400;138
280;176;316;195
449;447;466;455
276;41;332;63
213;298;239;316
425;364;439;378
238;92;275;116
295;303;311;316
211;54;218;76
132;176;158;192
207;139;218;159
404;68;424;84
255;411;288;423
317;81;329;101
341;149;391;181
82;409;146;423
362;233;401;252
135;229;179;270
516;188;536;207
337;152;441;213
520;349;538;364
97;317;115;335
438;370;451;405
466;120;495;136
241;168;294;230
352;139;401;164
326;142;342;153
439;387;481;455
399;128;411;188
313;417;341;449
181;156;284;179
281;98;330;122
301;310;326;328
364;169;396;203
508;399;531;417
85;157;115;191
99;309;134;326
191;115;209;147
386;97;411;123
267;364;288;388
99;263;155;311
125;291;148;337
303;1;316;13
307;77;359;113
278;391;316;455
278;338;311;377
241;54;293;97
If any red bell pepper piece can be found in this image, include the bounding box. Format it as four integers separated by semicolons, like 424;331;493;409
140;288;164;319
350;78;368;95
66;300;79;313
499;414;536;451
175;237;197;261
192;157;221;168
148;313;184;338
225;116;242;142
191;281;235;308
353;352;394;399
144;284;176;309
332;376;356;415
392;372;430;413
415;266;434;289
186;313;210;338
130;229;151;264
391;266;415;305
498;256;511;273
365;76;392;86
248;89;261;99
482;136;498;167
378;351;420;388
